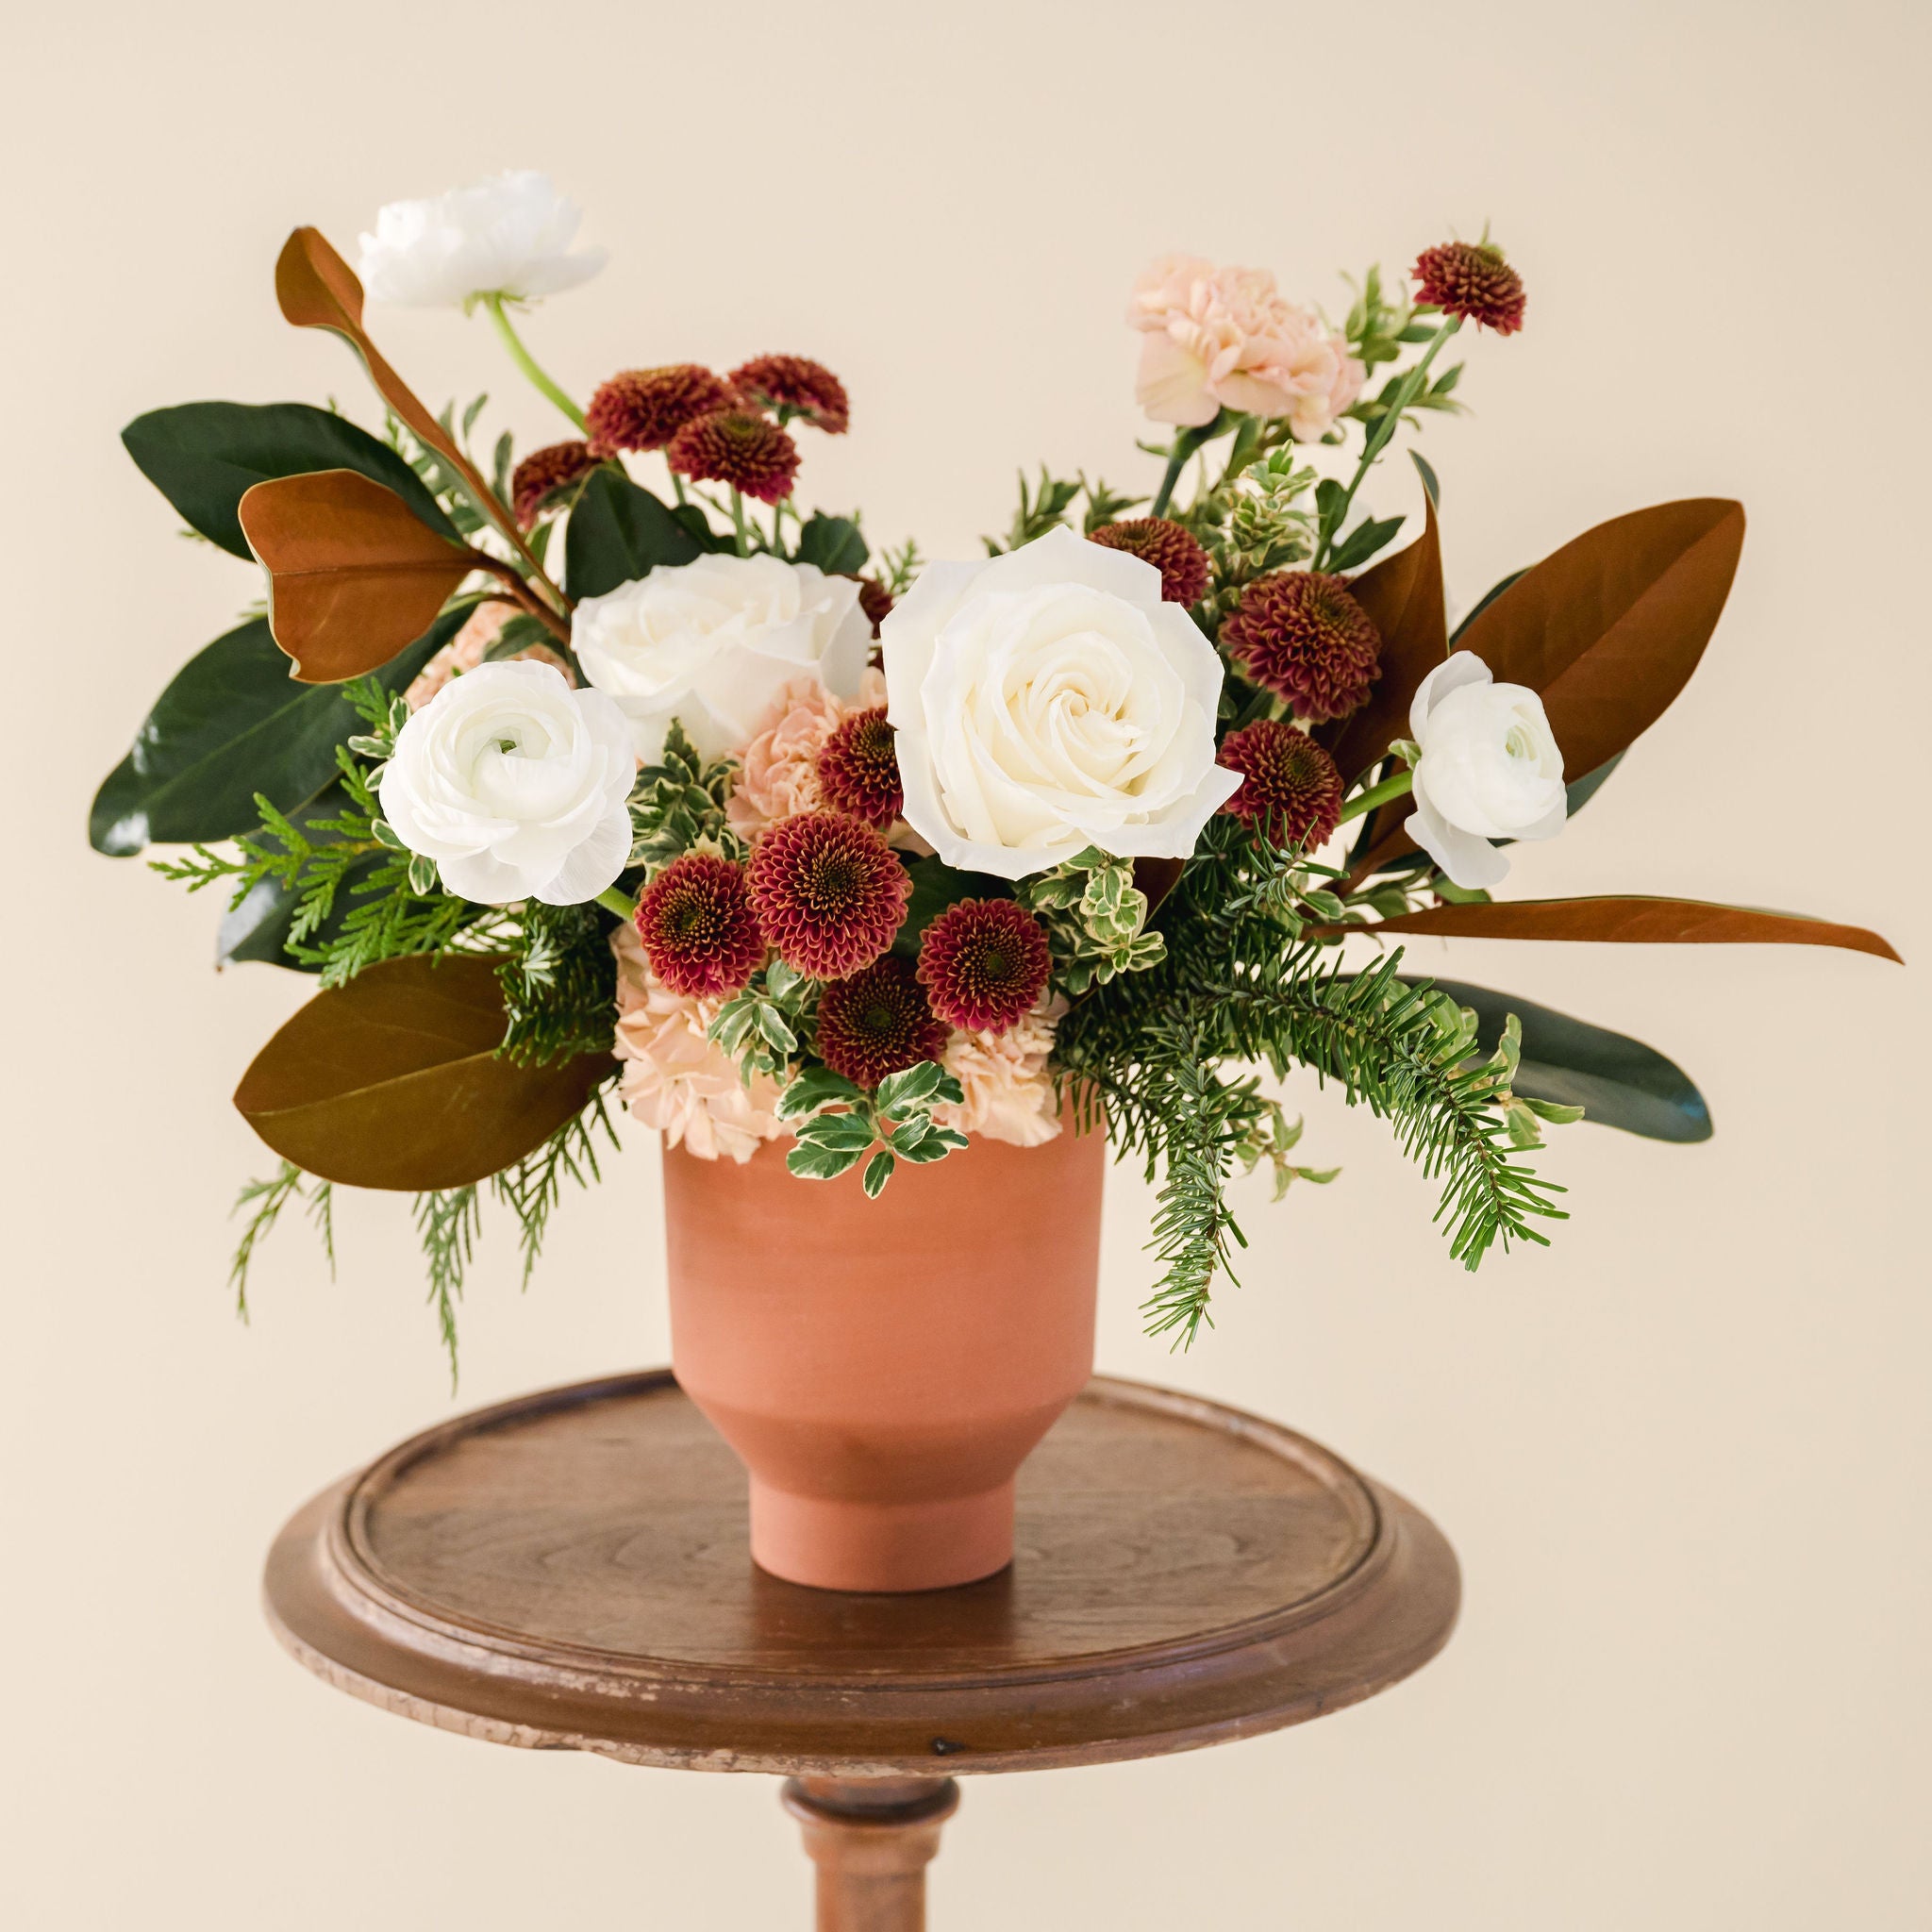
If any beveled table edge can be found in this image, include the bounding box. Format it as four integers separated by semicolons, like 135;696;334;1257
263;1372;1461;1776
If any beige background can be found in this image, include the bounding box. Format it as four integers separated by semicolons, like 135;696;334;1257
7;1;1929;1924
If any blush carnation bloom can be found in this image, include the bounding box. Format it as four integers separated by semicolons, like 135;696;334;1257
932;998;1066;1148
609;924;783;1163
357;172;606;308
405;602;575;708
1404;654;1567;890
880;526;1240;881
724;669;889;841
378;661;634;906
1127;255;1364;440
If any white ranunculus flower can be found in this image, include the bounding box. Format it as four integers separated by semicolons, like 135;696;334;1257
573;554;872;762
358;172;607;308
1404;653;1567;890
880;525;1240;880
378;661;636;906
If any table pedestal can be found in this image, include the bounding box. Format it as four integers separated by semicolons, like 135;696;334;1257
783;1778;958;1932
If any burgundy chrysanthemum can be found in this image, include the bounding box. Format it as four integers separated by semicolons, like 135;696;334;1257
509;441;598;526
728;354;851;434
585;365;738;455
816;708;903;830
1216;720;1345;849
633;854;765;998
666;409;801;505
1088;517;1211;606
814;955;949;1090
916;899;1052;1034
1221;571;1382;723
855;575;894;636
1412;240;1526;336
746;811;911;978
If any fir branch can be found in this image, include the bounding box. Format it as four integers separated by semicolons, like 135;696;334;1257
413;1185;483;1386
228;1162;305;1321
490;1093;621;1287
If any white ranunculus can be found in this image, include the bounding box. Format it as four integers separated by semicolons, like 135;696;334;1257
1404;654;1567;890
378;661;636;906
358;172;607;308
880;525;1240;879
572;554;872;762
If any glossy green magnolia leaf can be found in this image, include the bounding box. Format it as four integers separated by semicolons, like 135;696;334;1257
564;467;705;600
232;954;612;1190
215;785;382;971
123;401;458;558
793;512;868;576
1415;975;1711;1142
891;855;1013;956
88;605;464;856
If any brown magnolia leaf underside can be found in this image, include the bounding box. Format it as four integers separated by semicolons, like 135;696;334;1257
234;955;612;1191
1335;895;1900;962
238;470;475;682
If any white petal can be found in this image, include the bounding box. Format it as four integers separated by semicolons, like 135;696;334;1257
533;803;633;906
1409;650;1492;742
1405;800;1508;891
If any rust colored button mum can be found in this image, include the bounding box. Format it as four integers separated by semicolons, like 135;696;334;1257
746;811;911;978
1412;240;1525;335
1221;570;1381;723
814;955;950;1090
585;365;737;455
510;440;598;526
916;898;1052;1034
667;409;801;505
1088;517;1211;606
816;708;902;829
1216;720;1344;849
855;575;894;636
633;853;766;998
728;355;850;434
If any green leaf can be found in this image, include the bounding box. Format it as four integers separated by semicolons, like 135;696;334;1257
898;1126;968;1162
232;955;611;1189
861;1150;896;1198
777;1065;864;1119
122;401;460;558
794;1113;877;1153
564;467;706;600
793;512;868;575
787;1141;868;1181
874;1059;945;1116
1327;513;1406;573
89;605;464;856
891;855;1012;955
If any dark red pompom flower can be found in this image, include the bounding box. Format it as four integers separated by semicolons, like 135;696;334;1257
1087;517;1211;606
916;898;1052;1034
816;708;902;830
1220;570;1382;723
585;365;737;455
728;355;851;434
666;409;801;505
510;441;598;526
855;575;894;636
814;955;950;1090
1216;720;1345;849
633;854;766;998
745;811;910;978
1412;240;1526;336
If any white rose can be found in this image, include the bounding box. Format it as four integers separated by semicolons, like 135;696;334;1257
1404;654;1567;890
357;172;607;308
880;525;1240;880
378;661;636;906
573;553;871;762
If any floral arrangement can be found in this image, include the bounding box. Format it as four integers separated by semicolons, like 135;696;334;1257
95;172;1896;1368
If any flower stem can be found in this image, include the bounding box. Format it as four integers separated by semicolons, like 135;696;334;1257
1149;415;1228;518
595;887;637;920
729;489;751;557
484;295;587;431
1336;769;1413;825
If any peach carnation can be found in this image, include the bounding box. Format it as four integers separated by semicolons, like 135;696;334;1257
725;667;889;840
609;923;783;1163
404;602;573;709
932;998;1066;1148
1128;255;1364;441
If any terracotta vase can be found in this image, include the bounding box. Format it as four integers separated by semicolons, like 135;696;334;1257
662;1122;1106;1592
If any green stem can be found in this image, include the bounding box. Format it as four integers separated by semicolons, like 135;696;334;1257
729;489;751;558
1315;318;1460;569
595;887;637;920
1336;769;1413;825
484;296;587;431
1148;415;1228;518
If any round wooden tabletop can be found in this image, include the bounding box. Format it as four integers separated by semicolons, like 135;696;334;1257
264;1371;1458;1778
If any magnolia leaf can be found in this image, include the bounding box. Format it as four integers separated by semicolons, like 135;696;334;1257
793;512;869;576
891;855;1012;956
1356;895;1900;962
1133;856;1185;914
232;955;611;1190
122;401;458;558
238;469;475;682
563;467;705;601
88;606;463;856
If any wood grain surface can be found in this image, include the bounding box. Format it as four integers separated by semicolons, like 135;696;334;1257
264;1372;1459;1776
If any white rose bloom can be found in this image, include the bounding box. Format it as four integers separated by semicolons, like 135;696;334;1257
358;172;607;308
378;661;636;907
880;525;1239;880
573;554;871;762
1404;654;1567;890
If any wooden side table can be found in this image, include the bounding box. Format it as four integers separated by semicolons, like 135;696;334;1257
266;1372;1458;1929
